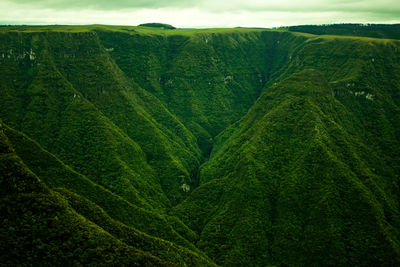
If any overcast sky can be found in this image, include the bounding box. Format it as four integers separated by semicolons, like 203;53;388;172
1;0;399;28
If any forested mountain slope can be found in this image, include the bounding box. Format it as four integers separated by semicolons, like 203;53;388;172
173;69;400;265
97;29;306;154
0;123;174;266
1;25;399;266
288;23;400;40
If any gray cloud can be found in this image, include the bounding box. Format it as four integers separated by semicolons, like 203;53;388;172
8;0;400;13
10;0;192;10
1;0;399;27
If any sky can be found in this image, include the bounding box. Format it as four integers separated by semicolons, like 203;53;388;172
1;0;399;28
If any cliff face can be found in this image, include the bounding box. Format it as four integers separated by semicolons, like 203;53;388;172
1;25;400;266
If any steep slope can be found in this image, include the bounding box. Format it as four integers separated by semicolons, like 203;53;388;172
57;188;215;266
173;68;400;265
0;121;216;266
0;123;171;266
2;123;199;250
98;29;307;154
0;30;201;207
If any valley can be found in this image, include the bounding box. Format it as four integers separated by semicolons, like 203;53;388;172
1;24;400;266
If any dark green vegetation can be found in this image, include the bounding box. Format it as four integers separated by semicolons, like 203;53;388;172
288;23;400;40
1;24;399;266
138;23;176;30
0;125;171;266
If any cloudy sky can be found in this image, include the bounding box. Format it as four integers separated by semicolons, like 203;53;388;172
1;0;399;28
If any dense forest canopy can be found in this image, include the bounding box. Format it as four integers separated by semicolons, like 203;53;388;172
1;24;399;266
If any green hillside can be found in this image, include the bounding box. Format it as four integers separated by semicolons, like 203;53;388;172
1;24;400;266
96;29;306;155
138;23;176;29
0;124;172;266
173;69;400;265
2;123;201;250
287;23;400;39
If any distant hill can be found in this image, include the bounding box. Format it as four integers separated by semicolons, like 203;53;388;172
287;23;400;39
138;23;176;29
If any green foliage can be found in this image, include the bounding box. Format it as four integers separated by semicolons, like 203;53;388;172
57;188;215;266
138;23;176;30
0;29;201;208
1;24;400;266
0;129;172;266
97;30;306;156
288;23;400;39
2;123;200;250
174;69;400;265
